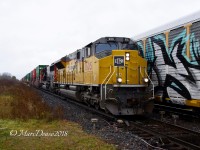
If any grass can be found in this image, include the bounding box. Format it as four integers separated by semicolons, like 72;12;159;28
0;79;56;120
0;95;13;118
0;119;115;150
0;79;116;150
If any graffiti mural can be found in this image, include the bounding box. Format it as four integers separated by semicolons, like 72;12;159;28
137;26;200;105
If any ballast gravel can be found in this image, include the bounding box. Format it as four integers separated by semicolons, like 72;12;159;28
38;90;200;149
38;90;150;150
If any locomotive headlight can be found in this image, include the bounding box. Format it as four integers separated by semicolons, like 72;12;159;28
143;78;149;83
125;53;130;57
125;52;130;61
125;56;130;61
117;77;122;83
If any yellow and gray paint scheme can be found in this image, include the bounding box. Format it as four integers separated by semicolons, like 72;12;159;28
48;37;153;115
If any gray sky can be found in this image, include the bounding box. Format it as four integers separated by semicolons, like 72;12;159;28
1;0;200;79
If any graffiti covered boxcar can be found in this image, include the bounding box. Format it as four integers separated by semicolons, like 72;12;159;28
134;11;200;110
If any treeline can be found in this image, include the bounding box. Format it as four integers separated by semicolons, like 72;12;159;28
0;72;16;80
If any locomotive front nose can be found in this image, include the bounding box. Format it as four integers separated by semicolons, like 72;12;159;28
112;49;148;85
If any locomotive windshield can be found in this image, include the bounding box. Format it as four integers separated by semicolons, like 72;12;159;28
122;43;139;50
96;42;118;53
95;42;139;54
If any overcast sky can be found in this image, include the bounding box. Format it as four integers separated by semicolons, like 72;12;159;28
1;0;200;79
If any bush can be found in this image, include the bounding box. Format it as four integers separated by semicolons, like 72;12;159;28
0;79;64;120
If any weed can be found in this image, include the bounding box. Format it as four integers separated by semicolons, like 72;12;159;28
0;79;64;120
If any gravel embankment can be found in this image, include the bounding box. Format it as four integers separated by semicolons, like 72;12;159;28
38;90;200;149
38;90;150;150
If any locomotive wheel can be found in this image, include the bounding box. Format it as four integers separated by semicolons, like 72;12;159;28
87;102;91;107
80;94;84;102
104;108;110;114
90;99;95;106
94;103;100;110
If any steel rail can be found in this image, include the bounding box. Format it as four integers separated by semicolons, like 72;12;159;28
130;119;200;150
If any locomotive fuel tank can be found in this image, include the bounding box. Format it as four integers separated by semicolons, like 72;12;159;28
59;89;81;101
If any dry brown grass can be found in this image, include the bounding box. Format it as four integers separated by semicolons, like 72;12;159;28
0;79;116;149
0;79;64;120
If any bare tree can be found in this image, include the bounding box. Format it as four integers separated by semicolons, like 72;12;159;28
0;72;12;79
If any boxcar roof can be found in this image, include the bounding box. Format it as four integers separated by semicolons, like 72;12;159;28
133;10;200;41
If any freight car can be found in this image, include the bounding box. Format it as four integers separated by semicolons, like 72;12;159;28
35;65;48;87
39;37;154;115
134;11;200;111
23;65;48;87
22;73;31;84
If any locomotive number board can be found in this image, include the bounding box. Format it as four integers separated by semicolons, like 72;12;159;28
114;56;124;66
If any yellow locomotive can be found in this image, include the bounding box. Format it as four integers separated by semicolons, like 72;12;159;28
50;37;153;115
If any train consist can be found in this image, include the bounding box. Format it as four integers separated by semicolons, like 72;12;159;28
134;11;200;111
23;37;154;116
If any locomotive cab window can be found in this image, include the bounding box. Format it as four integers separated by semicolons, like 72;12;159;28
122;43;138;50
95;42;118;53
76;51;80;60
85;47;91;57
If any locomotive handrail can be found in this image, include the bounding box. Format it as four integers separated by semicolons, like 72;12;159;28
139;66;154;99
101;65;112;100
139;66;144;79
105;67;116;100
144;69;155;99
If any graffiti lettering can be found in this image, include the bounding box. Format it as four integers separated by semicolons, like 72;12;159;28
137;27;200;105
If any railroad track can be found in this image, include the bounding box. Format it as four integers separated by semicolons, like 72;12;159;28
154;103;200;119
37;88;116;121
124;119;200;150
36;88;200;150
